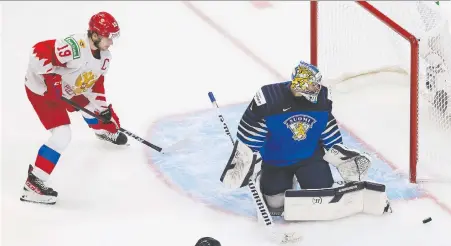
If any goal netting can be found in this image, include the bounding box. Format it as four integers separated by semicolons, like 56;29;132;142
311;1;451;183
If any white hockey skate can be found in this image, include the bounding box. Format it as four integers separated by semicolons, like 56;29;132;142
95;130;128;146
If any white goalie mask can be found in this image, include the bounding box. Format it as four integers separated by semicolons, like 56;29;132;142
290;61;323;103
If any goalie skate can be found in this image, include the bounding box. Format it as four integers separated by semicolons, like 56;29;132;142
20;165;58;205
95;130;128;146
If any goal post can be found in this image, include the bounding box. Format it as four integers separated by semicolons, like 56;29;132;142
310;1;451;184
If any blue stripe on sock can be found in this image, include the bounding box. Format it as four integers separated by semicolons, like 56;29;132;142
83;117;99;125
37;145;61;165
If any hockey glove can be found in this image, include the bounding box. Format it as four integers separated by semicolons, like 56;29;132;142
97;104;121;133
323;143;372;182
43;74;62;99
42;74;64;108
221;139;262;189
99;106;113;123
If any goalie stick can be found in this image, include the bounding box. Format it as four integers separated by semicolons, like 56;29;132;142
62;97;183;154
207;92;302;244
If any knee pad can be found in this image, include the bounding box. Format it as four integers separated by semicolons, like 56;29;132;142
257;173;285;209
264;193;285;209
48;125;71;152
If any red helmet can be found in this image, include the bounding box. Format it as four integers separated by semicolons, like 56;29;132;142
88;12;120;39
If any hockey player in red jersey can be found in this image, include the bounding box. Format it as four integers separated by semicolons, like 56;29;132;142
21;12;127;205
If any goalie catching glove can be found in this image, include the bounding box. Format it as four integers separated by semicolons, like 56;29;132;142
220;139;261;189
323;143;372;183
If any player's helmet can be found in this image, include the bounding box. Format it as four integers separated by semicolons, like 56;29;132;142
195;237;221;246
290;61;322;103
88;12;120;39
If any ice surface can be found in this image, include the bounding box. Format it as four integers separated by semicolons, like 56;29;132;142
2;1;450;246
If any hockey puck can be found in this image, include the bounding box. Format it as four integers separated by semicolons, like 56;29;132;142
423;217;432;224
195;237;221;246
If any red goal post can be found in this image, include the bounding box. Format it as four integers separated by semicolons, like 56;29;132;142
310;1;450;183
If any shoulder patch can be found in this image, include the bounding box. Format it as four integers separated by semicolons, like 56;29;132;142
254;88;267;106
325;87;333;101
64;37;81;59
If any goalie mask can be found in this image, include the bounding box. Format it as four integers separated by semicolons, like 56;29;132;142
290;61;322;103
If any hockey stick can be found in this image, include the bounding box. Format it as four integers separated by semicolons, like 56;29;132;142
208;92;235;144
62;97;170;153
207;92;302;244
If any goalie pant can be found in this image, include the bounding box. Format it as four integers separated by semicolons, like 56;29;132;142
258;146;335;214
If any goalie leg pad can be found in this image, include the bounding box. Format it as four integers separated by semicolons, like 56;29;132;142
283;181;390;221
363;182;391;215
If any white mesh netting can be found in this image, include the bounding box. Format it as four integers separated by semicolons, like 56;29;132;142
315;1;451;182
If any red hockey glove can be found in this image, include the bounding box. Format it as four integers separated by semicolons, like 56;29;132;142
43;74;63;107
43;74;62;99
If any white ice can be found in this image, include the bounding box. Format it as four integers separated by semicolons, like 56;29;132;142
1;2;451;246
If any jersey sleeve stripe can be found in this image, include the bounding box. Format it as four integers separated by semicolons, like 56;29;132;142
237;128;266;143
321;113;343;149
325;118;337;128
323;135;343;149
239;121;267;137
237;105;268;151
237;132;265;151
241;119;268;133
237;128;267;143
242;111;268;131
257;121;268;129
321;128;340;140
321;123;338;136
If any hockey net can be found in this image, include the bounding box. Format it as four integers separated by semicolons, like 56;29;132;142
311;1;451;183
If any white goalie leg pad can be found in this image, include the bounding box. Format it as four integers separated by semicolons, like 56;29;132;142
220;139;261;189
363;185;390;215
283;181;391;221
323;143;372;182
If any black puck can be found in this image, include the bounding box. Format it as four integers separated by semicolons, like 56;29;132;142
423;217;432;224
195;237;221;246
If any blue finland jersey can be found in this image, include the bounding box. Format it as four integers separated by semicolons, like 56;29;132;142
237;81;343;167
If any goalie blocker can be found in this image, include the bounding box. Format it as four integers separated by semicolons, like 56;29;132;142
220;139;261;189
